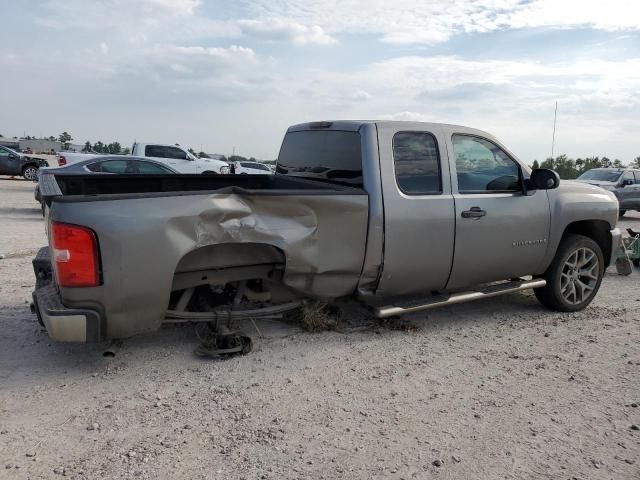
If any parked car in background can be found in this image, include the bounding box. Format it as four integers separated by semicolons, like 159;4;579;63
575;168;640;216
0;145;48;180
57;143;230;174
231;161;273;174
35;156;179;214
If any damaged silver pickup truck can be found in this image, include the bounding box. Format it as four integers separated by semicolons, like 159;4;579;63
32;121;621;343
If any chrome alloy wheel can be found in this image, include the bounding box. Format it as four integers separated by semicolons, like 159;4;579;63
560;247;600;305
23;166;38;180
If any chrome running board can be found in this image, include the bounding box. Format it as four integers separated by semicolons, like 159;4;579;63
374;279;546;318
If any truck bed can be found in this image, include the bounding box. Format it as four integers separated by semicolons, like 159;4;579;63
41;172;370;340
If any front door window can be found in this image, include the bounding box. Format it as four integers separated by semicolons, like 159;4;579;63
452;135;520;193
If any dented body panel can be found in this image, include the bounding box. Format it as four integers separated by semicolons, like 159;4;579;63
50;188;369;338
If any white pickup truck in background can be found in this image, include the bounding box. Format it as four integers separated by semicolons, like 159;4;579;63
56;142;230;174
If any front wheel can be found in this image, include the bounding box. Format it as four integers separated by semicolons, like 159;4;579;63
534;234;604;312
22;165;38;180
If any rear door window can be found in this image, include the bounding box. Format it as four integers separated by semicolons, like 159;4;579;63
392;131;441;194
277;130;362;186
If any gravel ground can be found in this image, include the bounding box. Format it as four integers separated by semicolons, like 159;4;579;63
1;178;639;479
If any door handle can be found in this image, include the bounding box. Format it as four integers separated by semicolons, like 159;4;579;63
461;207;486;218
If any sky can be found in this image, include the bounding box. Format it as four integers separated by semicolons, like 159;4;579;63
1;0;639;162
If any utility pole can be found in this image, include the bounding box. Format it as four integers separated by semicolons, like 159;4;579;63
551;101;558;159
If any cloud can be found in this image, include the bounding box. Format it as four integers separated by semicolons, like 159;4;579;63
4;0;640;163
503;0;640;31
40;0;202;30
242;0;640;45
131;44;259;94
349;90;372;102
237;19;337;45
162;45;256;62
380;111;435;122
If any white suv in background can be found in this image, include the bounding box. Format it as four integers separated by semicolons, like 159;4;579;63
231;161;273;175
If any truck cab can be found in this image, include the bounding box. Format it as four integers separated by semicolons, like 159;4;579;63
32;120;621;343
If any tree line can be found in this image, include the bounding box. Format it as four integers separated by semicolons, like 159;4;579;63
2;131;278;162
82;140;130;155
531;155;640;179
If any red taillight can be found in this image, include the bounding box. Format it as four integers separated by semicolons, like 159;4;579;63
57;155;67;166
51;222;99;287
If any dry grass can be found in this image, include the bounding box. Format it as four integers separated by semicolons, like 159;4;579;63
301;301;338;332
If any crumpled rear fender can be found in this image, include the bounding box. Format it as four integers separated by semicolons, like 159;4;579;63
53;191;369;338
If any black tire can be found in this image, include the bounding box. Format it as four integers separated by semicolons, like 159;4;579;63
619;210;626;217
633;259;640;267
534;234;604;312
22;165;38;181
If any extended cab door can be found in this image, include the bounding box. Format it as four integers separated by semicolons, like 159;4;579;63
445;130;550;290
376;123;456;295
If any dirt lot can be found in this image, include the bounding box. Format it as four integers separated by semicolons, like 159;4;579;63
1;178;639;479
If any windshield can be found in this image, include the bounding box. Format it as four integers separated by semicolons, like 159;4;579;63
577;170;622;182
0;146;19;155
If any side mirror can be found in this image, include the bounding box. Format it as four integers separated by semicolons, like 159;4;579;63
8;153;17;159
528;168;560;190
620;179;634;187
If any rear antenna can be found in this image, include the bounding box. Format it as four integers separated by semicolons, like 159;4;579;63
551;101;558;159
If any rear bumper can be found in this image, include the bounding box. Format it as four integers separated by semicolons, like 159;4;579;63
610;227;622;267
31;247;102;343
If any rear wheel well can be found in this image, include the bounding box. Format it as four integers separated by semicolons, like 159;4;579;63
561;220;612;265
169;243;298;309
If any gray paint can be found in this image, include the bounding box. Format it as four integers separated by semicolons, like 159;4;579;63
38;120;621;342
375;122;456;295
52;191;369;338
